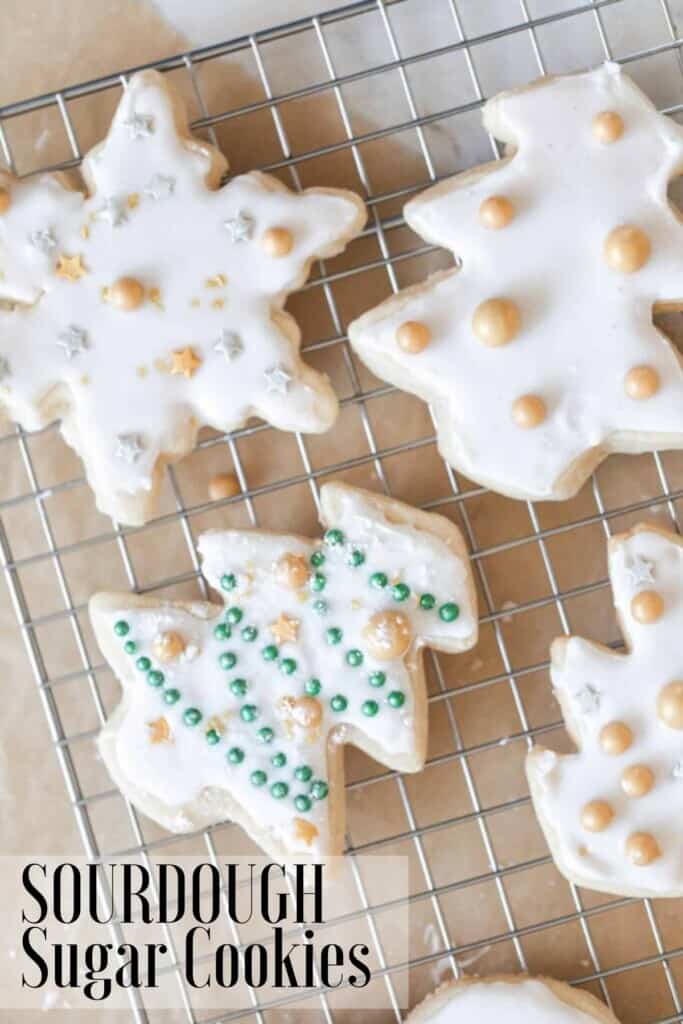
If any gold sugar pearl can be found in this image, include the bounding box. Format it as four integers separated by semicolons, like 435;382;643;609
512;394;547;429
625;832;661;866
0;186;11;214
275;553;310;591
592;110;625;144
396;320;431;354
625;365;660;400
604;225;651;274
262;227;293;258
621;764;655;798
479;195;515;230
208;472;241;502
472;297;521;347
363;610;413;661
153;630;185;663
630;589;664;624
599;721;633;756
657;680;683;730
110;276;145;311
581;800;614;833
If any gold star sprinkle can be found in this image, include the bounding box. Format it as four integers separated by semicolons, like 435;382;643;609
211;298;225;310
127;193;140;209
80;225;90;240
148;287;163;309
190;298;200;308
170;347;202;379
148;717;172;745
205;274;227;288
269;613;300;645
56;254;87;281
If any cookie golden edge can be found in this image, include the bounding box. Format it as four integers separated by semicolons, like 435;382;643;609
404;974;620;1022
526;521;683;900
89;481;478;863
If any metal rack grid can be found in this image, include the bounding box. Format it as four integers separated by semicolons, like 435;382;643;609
1;0;683;1020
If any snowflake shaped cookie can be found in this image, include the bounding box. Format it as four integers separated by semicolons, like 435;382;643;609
0;71;365;524
348;64;683;501
89;483;478;861
527;523;683;898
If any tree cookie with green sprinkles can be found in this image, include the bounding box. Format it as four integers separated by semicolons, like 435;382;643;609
89;482;478;863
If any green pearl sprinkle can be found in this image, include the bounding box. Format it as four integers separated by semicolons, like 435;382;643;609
114;620;130;637
136;656;151;672
388;690;406;708
205;729;221;746
324;528;344;546
230;678;248;697
311;572;326;592
221;573;237;591
271;752;287;768
183;707;202;727
369;671;386;688
311;780;329;801
392;582;410;602
295;765;313;783
219;651;237;670
258;726;274;744
347;549;365;567
326;626;343;645
313;600;328;615
240;704;259;723
262;644;279;661
346;649;363;667
305;678;321;697
362;699;379;717
280;658;297;675
124;640;137;655
251;770;267;787
226;607;243;625
227;747;244;764
370;571;388;589
271;781;289;800
439;602;460;623
310;550;325;568
419;593;436;610
163;688;181;705
330;694;348;713
241;625;258;642
147;670;164;688
294;794;312;813
214;622;231;641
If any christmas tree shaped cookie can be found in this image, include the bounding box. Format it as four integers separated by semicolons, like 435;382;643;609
0;71;365;524
90;483;477;860
527;523;683;898
348;64;683;501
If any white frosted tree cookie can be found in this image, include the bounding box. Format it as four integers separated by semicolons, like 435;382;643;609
0;71;366;525
90;483;477;860
348;64;683;501
527;523;683;898
405;975;619;1023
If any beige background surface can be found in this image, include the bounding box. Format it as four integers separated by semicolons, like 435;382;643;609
1;0;683;1021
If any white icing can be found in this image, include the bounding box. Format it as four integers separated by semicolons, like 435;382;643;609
0;72;363;518
348;65;683;500
414;979;601;1023
528;526;683;896
95;485;476;858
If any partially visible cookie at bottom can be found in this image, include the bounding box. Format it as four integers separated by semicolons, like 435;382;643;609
405;975;620;1023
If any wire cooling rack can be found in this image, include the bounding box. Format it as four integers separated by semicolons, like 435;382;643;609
1;0;683;1020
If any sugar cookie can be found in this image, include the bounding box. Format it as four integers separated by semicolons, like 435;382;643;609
90;483;477;860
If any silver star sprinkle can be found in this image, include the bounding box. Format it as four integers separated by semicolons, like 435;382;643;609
29;228;56;254
0;356;11;382
673;759;683;781
573;684;601;715
224;210;254;243
144;174;175;201
115;433;145;464
213;329;243;362
264;364;292;395
123;113;154;139
57;325;88;360
625;554;655;589
97;195;128;227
